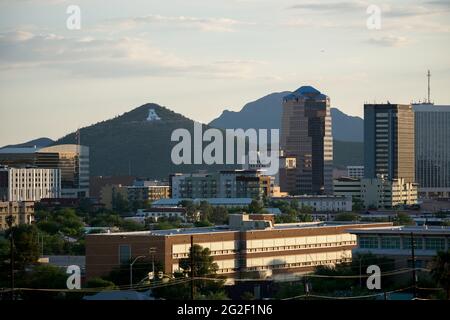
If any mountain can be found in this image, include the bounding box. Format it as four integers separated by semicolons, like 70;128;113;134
209;92;364;142
54;103;238;178
1;137;54;149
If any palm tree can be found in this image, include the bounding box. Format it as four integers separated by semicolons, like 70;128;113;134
430;250;450;300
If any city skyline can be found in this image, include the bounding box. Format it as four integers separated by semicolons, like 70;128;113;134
1;0;450;146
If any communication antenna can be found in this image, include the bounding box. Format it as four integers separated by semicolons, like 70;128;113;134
427;70;431;103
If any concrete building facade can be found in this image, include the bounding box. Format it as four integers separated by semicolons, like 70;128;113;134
360;177;418;209
0;166;61;202
85;215;392;280
0;144;89;199
170;170;273;200
364;104;415;183
347;166;364;179
271;195;352;212
350;226;450;269
0;201;35;230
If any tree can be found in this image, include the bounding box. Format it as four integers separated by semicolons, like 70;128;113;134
112;193;130;213
209;207;229;225
154;244;226;300
248;200;263;213
352;198;365;212
5;224;40;270
298;214;314;222
334;212;360;222
198;201;213;221
179;244;219;277
394;213;415;226
18;264;67;300
430;250;450;300
120;219;146;232
85;277;117;290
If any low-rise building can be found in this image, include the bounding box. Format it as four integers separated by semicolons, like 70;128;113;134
0;166;61;202
333;177;361;200
361;176;418;209
152;198;254;208
133;207;189;222
272;195;353;212
349;226;450;269
170;170;274;200
85;214;391;280
100;181;170;210
0;201;35;230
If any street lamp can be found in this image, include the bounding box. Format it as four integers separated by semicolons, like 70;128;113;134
148;248;156;281
130;255;146;288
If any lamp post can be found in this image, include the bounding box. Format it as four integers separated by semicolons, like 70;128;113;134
5;214;15;301
130;255;146;289
149;247;156;281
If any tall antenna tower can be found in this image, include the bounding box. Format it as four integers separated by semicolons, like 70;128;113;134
427;70;431;103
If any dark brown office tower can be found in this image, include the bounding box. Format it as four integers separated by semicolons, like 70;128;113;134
279;86;333;195
364;103;415;183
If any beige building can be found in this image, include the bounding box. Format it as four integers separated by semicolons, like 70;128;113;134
0;201;35;230
101;183;170;210
333;177;362;200
361;177;418;209
0;166;61;202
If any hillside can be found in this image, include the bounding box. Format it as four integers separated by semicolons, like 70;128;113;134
54;104;238;178
209;91;364;142
1;137;54;149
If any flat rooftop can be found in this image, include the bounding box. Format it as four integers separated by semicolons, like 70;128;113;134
90;221;388;237
348;226;450;235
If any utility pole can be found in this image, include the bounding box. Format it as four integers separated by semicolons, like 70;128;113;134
190;235;195;300
359;256;363;288
6;215;15;301
410;232;417;299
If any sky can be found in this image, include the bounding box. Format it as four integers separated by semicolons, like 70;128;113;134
0;0;449;146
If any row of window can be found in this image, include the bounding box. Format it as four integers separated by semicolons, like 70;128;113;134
245;241;356;253
245;258;352;271
359;236;448;251
173;249;236;259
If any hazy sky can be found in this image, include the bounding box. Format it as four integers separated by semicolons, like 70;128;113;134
0;0;449;146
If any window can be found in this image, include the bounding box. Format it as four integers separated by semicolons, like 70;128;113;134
425;238;446;251
381;237;401;249
359;237;378;249
119;245;131;265
403;237;423;250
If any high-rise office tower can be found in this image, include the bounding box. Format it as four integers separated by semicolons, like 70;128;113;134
279;86;333;195
36;145;90;198
0;144;90;198
364;103;415;183
413;103;450;198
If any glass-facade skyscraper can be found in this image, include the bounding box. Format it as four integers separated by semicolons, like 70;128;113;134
364;103;415;183
280;86;333;195
413;103;450;198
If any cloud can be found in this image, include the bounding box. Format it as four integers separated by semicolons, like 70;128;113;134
367;35;410;47
0;30;271;79
289;1;367;11
97;15;251;33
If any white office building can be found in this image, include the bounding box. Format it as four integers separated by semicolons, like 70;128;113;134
0;166;61;201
